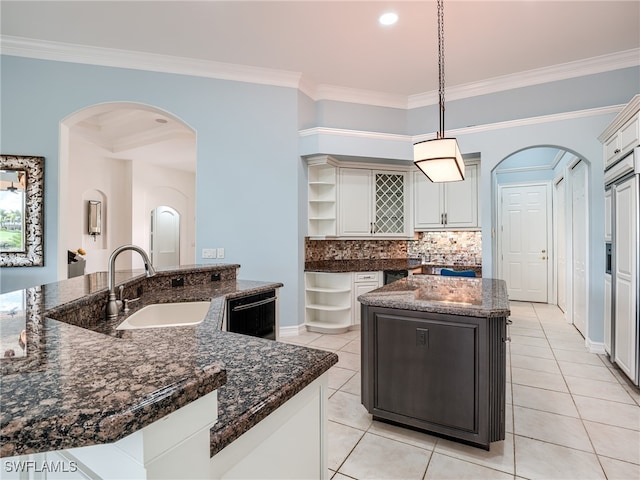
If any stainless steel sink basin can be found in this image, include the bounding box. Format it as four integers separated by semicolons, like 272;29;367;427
116;301;211;330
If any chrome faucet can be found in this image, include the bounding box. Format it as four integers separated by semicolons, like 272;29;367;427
106;245;156;320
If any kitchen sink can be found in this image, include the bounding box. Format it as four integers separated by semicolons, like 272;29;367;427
116;301;211;330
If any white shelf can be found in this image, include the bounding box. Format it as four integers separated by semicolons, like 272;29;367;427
305;272;352;333
306;286;352;294
308;159;337;237
304;320;351;334
306;304;352;311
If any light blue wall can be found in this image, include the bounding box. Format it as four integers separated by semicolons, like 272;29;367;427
409;67;640;134
1;53;637;342
1;55;303;328
315;100;408;134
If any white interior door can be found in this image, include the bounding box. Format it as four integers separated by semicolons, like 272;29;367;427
151;206;180;268
555;178;567;313
570;161;588;337
500;184;549;302
613;175;637;381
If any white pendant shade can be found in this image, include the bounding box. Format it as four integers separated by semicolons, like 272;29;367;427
413;138;465;182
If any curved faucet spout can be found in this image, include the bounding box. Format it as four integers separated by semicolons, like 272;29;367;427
106;245;156;320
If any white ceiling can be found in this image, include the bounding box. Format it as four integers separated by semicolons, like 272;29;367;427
2;1;639;98
2;1;639;171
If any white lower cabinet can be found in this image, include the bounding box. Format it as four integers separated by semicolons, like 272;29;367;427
209;374;329;480
2;391;219;480
2;376;330;480
353;272;382;326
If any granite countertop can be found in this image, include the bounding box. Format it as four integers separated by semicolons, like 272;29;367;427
305;257;423;273
0;265;337;458
357;275;510;318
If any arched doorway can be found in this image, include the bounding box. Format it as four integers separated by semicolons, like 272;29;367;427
59;102;196;275
493;146;590;337
150;206;181;268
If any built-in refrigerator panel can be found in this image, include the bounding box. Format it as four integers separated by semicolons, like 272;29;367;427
605;148;640;386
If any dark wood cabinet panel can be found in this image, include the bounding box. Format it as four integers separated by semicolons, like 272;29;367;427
362;306;506;450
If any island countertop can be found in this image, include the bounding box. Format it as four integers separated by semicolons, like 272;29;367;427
358;275;510;318
0;265;337;458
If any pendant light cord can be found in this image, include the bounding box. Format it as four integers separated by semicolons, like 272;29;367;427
437;0;445;140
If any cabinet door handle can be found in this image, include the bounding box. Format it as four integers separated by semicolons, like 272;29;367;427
370;222;373;234
440;213;444;225
444;213;448;225
614;148;621;154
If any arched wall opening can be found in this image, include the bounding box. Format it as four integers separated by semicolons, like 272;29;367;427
491;145;592;340
59;102;197;277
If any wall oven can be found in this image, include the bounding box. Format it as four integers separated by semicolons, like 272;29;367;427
227;290;277;340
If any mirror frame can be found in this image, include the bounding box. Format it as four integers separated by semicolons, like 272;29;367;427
0;155;45;267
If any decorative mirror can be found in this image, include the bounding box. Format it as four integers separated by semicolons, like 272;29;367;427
0;155;44;267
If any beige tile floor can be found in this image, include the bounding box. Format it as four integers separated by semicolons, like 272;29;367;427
281;301;640;480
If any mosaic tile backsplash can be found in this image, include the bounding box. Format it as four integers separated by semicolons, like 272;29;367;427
305;231;481;265
305;239;408;261
409;231;482;265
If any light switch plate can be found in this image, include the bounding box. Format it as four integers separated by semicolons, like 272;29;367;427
216;247;225;259
202;248;216;259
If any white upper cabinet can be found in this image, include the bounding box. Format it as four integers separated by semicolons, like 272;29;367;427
599;94;640;170
339;168;410;238
414;162;480;230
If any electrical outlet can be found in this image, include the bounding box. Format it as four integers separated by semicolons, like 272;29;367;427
202;248;216;259
216;247;225;259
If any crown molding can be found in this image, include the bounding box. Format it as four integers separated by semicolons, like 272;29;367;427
597;94;640;141
412;104;624;143
1;35;637;110
408;49;640;109
0;35;303;89
301;104;624;145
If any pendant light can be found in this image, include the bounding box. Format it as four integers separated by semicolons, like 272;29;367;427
414;0;465;183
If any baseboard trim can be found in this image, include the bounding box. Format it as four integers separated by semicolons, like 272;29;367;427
279;324;306;338
586;339;607;355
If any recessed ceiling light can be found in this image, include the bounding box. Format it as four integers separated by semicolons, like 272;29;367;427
379;12;398;26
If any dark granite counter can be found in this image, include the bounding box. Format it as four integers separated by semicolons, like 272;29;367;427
305;257;422;273
358;275;510;318
0;265;337;458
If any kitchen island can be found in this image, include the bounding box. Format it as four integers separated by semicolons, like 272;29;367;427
0;265;337;479
358;275;510;450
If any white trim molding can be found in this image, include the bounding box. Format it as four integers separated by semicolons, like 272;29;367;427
2;35;637;110
300;104;626;152
586;339;607;355
0;35;303;89
279;324;308;338
408;49;640;109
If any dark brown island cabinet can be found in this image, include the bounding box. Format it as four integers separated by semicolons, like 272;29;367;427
358;275;511;450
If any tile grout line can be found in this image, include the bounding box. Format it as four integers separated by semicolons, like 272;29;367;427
533;304;610;478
